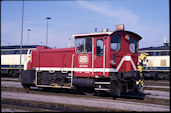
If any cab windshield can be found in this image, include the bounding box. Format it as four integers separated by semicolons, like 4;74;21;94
129;37;138;53
111;34;121;51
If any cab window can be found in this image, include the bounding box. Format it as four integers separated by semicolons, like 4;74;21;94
96;39;103;56
129;37;138;53
76;37;92;53
111;34;121;51
86;38;92;52
76;38;84;52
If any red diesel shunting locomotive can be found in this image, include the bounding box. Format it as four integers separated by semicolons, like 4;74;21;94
20;24;143;98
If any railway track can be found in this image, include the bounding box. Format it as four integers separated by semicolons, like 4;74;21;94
1;103;57;112
1;77;170;112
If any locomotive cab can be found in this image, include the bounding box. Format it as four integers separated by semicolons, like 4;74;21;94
73;25;141;77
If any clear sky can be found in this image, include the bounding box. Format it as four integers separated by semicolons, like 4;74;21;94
1;0;169;48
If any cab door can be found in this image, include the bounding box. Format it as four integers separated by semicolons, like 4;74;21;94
94;37;105;76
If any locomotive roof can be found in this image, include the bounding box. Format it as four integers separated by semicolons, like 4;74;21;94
72;30;142;40
72;31;113;37
139;45;170;51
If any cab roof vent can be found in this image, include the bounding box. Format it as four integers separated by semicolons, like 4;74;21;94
101;28;109;32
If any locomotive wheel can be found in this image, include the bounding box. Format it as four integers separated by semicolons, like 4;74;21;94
110;80;121;98
22;83;30;89
22;83;31;93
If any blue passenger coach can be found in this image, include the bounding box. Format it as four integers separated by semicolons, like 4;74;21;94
1;45;41;77
139;44;170;80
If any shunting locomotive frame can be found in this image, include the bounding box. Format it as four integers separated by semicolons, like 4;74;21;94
20;24;144;98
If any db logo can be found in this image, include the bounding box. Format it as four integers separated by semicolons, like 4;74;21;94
79;55;89;64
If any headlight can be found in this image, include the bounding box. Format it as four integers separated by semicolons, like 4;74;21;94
126;35;130;40
110;54;116;66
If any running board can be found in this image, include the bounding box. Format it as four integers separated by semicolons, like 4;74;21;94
95;88;110;91
94;82;110;85
36;84;72;89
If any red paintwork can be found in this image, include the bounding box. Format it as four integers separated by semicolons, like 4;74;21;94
27;30;141;78
31;47;75;68
27;62;32;70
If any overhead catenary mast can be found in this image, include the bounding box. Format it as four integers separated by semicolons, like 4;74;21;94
164;36;168;46
19;0;24;72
